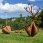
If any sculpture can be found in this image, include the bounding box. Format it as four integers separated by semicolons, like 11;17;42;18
24;2;41;37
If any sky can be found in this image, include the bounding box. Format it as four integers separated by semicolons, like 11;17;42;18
0;0;43;19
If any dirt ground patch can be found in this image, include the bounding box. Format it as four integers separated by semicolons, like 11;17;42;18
0;29;2;33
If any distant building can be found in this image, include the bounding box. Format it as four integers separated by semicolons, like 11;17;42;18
12;18;16;21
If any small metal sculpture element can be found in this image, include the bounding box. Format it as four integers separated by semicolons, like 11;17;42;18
2;25;11;34
24;2;41;37
14;30;23;33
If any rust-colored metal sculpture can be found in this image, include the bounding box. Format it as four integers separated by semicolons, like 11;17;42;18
2;25;11;34
25;21;39;36
24;2;41;37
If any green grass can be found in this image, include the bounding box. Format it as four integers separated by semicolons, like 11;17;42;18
0;30;43;43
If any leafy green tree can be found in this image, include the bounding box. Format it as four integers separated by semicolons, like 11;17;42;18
37;9;43;27
0;18;6;29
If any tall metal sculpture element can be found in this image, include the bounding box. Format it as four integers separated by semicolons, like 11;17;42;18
2;12;11;34
24;2;41;37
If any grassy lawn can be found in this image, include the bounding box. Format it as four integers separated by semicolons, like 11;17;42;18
0;29;43;43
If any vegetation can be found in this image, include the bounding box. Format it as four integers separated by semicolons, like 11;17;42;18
0;30;43;43
0;9;43;30
37;9;43;27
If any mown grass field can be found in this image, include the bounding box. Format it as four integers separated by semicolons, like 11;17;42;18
0;29;43;43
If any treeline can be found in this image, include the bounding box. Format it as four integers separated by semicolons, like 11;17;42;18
0;9;43;30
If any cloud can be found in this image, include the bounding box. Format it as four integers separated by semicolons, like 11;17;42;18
28;0;42;2
0;3;28;14
0;0;39;14
28;0;35;2
0;0;3;3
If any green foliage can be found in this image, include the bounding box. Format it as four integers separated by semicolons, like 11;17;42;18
11;15;32;30
0;10;43;30
12;17;26;30
0;18;6;29
37;9;43;27
33;17;42;26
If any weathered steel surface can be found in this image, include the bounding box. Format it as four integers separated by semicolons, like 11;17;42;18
25;21;39;37
2;25;11;34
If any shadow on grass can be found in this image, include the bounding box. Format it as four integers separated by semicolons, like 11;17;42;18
1;33;10;34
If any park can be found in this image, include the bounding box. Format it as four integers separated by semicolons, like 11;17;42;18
0;0;43;43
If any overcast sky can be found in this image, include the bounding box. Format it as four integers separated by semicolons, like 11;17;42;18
0;0;43;19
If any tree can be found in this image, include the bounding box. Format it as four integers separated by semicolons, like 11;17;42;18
37;9;43;27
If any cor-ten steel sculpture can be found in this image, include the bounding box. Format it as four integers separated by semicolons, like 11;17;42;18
2;25;11;34
24;2;41;37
